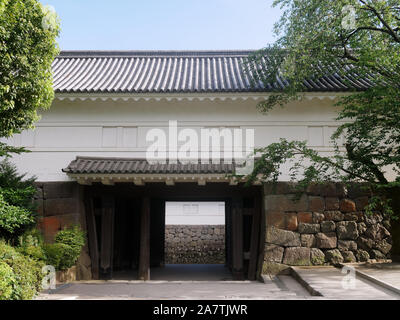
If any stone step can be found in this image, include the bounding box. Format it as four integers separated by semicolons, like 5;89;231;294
291;266;400;300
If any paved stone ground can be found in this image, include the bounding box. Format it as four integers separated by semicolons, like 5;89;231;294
349;263;400;289
36;280;310;300
112;265;233;281
292;266;400;300
36;265;400;300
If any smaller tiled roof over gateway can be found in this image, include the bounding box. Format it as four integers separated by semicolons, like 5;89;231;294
53;50;373;94
63;157;236;175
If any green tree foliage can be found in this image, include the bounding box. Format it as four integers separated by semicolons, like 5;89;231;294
0;160;36;210
0;0;60;156
245;0;400;216
0;241;44;300
0;194;34;235
0;160;37;240
0;260;15;300
44;226;86;271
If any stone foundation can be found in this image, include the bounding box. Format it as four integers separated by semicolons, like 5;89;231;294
165;225;225;264
262;182;392;274
34;181;92;280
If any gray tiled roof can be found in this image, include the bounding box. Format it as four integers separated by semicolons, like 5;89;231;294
53;50;373;94
63;157;236;175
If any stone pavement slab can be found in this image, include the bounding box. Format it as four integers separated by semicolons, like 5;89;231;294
36;280;311;300
291;266;400;300
36;266;400;300
350;263;400;289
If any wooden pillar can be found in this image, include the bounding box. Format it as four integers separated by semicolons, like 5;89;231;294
100;196;115;279
248;197;261;280
232;197;244;280
225;199;232;270
138;197;151;280
84;197;99;279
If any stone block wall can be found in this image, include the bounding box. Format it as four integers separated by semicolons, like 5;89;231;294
165;225;225;264
34;181;92;280
262;182;392;274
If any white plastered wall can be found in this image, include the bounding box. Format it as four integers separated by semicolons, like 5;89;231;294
4;94;345;182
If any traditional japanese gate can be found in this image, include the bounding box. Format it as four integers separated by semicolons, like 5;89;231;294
64;157;264;281
82;183;263;281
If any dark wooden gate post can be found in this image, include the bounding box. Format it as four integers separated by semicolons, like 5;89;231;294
232;197;244;280
85;197;99;279
138;197;151;280
248;197;261;280
100;196;115;279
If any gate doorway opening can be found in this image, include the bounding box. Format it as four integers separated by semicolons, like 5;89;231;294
84;183;263;281
152;201;228;281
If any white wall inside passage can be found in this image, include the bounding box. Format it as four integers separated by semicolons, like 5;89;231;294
165;201;225;225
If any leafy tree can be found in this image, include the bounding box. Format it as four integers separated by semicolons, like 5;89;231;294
0;160;37;241
0;0;60;156
245;0;400;218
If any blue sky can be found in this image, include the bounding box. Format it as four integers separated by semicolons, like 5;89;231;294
40;0;282;50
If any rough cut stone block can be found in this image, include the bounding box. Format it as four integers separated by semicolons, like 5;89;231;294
58;213;80;229
43;182;76;199
324;211;344;221
264;244;284;263
310;248;325;265
37;216;61;242
265;227;301;247
316;232;337;249
339;199;356;213
325;249;344;264
306;182;337;197
370;249;386;260
355;196;369;211
357;236;374;251
282;247;310;266
347;183;371;198
34;198;44;216
266;212;286;229
298;223;320;234
262;262;290;276
342;251;357;263
325;197;339;210
338;240;357;251
337;221;359;240
34;186;44;200
308;196;325;212
44;198;78;216
301;234;316;248
312;212;325;223
344;212;362;222
321;221;336;233
382;219;391;230
365;224;390;241
77;250;92;268
373;239;392;254
356;249;370;262
365;213;383;226
265;194;308;212
357;222;367;235
263;182;297;195
286;212;298;231
298;212;313;224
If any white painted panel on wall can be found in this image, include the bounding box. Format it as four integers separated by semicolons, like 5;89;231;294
20;130;35;147
35;127;102;148
166;202;225;225
308;126;324;146
254;126;308;147
122;127;137;148
102;127;118;147
324;126;344;146
138;126;168;148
